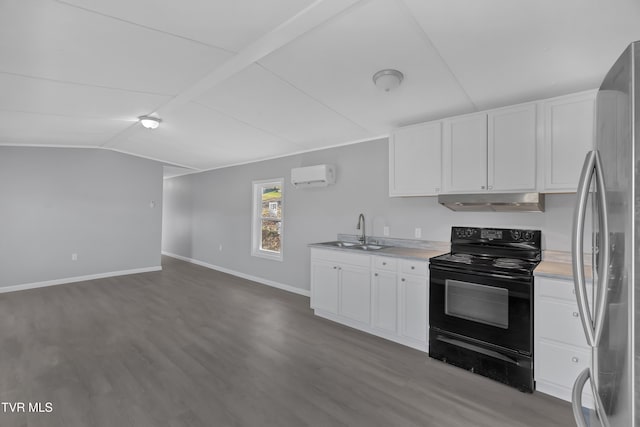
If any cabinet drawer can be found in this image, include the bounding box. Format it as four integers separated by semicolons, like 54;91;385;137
536;341;591;392
400;259;428;276
537;299;588;347
310;248;370;268
538;276;592;303
373;256;398;271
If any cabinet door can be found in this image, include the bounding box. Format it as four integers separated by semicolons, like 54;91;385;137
536;341;593;408
310;260;339;314
389;122;442;196
371;270;398;333
443;114;488;192
537;299;588;348
488;104;537;191
534;275;594;407
339;265;371;324
399;275;427;344
543;92;595;191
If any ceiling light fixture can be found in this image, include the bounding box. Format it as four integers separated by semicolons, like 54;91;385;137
372;69;404;92
139;115;162;129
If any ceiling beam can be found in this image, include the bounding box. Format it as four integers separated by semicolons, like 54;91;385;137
101;0;367;149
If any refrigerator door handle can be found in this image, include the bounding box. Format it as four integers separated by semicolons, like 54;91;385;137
572;368;611;427
572;151;597;347
592;151;610;346
572;368;590;427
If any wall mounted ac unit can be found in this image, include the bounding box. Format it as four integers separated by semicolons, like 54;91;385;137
291;164;335;188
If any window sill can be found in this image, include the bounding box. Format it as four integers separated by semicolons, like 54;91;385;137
252;250;283;262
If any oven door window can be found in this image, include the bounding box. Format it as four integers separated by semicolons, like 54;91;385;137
445;279;509;329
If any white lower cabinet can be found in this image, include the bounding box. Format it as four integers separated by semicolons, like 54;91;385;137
372;257;399;333
399;270;428;346
311;248;428;352
536;341;591;399
534;276;593;408
310;248;370;326
310;258;340;314
339;265;371;324
371;256;428;351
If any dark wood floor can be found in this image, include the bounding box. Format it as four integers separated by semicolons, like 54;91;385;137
0;256;576;427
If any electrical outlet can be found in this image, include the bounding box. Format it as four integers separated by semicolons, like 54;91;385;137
414;228;422;239
71;253;78;261
383;226;389;236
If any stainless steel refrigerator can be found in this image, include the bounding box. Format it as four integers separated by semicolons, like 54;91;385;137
571;41;640;427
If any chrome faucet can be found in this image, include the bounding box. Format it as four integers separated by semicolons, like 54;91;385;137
356;213;366;244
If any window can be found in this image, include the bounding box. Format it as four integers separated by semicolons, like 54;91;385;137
251;178;284;261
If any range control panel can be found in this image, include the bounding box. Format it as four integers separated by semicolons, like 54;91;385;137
452;227;539;244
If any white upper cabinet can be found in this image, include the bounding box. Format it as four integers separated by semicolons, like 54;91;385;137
442;104;537;194
389;90;594;196
442;113;488;193
389;121;442;196
542;91;595;192
488;104;537;192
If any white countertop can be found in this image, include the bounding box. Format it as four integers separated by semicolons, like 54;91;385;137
308;242;446;262
534;260;592;280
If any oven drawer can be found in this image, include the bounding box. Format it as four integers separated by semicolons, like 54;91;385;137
373;256;397;271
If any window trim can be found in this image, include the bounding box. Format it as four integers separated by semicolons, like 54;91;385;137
251;178;284;262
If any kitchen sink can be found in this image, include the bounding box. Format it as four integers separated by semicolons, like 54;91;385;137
316;241;387;251
318;241;360;248
353;244;385;251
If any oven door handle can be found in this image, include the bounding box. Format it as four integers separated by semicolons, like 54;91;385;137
435;335;520;366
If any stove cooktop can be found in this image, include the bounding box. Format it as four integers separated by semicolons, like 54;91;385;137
429;252;540;276
429;226;542;276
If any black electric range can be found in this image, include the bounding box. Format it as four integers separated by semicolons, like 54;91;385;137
428;226;541;392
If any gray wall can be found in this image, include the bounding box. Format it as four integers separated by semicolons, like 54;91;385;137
0;147;164;288
162;138;579;293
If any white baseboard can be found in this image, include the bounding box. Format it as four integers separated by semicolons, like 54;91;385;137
0;266;163;294
162;251;310;297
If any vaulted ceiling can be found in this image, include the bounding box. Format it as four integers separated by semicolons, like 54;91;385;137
2;0;640;177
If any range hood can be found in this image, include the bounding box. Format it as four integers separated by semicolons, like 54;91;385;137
438;192;545;212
